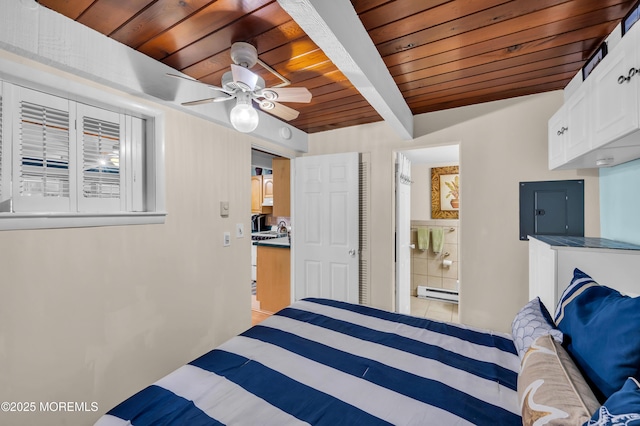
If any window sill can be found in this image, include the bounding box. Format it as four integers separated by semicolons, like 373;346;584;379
0;212;167;231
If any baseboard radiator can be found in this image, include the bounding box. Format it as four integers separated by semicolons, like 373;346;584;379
417;286;459;304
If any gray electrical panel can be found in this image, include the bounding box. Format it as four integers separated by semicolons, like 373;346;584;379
519;180;584;241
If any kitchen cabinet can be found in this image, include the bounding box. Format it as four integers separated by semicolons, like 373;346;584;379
263;175;274;202
251;175;272;214
549;21;640;170
272;158;290;217
591;26;639;148
564;84;590;161
548;104;567;169
256;244;290;313
547;84;590;169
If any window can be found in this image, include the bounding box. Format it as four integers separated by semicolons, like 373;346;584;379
0;90;3;203
0;79;165;230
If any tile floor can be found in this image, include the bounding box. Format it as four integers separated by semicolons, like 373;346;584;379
252;287;459;325
410;296;459;323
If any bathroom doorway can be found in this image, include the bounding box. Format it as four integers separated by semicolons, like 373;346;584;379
396;144;460;323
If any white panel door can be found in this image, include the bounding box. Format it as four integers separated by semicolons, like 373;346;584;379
294;152;359;303
395;154;411;314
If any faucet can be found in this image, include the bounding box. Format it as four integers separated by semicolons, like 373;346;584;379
277;220;288;235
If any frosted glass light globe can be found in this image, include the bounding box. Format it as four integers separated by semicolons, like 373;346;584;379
230;100;259;133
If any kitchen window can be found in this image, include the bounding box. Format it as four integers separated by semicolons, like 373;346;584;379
0;78;165;230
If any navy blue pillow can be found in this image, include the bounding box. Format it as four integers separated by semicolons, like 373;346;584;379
555;268;640;401
584;377;640;425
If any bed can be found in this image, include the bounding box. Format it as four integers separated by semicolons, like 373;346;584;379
95;268;640;426
95;297;520;425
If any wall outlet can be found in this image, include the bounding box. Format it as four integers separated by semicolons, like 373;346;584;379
236;223;244;238
223;231;231;247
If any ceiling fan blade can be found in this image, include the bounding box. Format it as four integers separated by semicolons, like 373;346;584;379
259;101;300;121
231;64;258;91
166;73;232;95
181;98;217;106
181;92;234;106
264;87;312;103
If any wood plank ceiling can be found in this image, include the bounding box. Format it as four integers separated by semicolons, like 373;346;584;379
36;0;637;134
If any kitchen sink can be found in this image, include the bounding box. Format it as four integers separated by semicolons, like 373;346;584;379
251;230;287;240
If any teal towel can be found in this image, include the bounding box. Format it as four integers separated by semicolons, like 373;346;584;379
430;227;444;254
417;227;429;251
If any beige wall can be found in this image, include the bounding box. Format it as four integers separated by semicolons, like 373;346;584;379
307;91;600;332
410;163;432;220
0;64;257;425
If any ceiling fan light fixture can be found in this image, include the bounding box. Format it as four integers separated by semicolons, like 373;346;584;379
230;94;259;133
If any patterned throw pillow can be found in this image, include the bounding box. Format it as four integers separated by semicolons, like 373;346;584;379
518;334;600;426
511;297;563;360
584;377;640;426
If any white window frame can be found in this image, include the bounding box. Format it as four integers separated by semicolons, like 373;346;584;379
0;62;166;231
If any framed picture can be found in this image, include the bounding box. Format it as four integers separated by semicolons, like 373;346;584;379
582;42;607;81
431;166;459;219
623;1;640;36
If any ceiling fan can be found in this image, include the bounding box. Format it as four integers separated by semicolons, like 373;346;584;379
168;42;312;133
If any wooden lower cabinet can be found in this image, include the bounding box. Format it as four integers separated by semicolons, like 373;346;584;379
256;245;290;313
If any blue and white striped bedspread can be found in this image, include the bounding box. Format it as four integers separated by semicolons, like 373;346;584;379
95;298;521;425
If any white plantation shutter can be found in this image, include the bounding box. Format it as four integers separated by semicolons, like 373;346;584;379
0;77;164;230
126;115;145;212
0;92;3;202
13;87;72;212
0;84;10;211
77;104;123;212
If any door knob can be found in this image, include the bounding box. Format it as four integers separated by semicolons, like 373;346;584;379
409;244;416;249
349;249;357;257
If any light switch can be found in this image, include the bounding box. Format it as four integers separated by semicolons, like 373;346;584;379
220;201;229;217
236;223;244;238
223;232;231;247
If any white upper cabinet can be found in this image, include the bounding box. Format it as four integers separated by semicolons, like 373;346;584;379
565;83;591;161
549;22;640;170
547;82;591;169
591;26;639;148
548;104;567;170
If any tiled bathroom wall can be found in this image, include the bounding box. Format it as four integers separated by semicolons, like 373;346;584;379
410;219;459;295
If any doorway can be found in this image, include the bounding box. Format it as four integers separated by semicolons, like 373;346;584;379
396;144;460;323
250;148;291;324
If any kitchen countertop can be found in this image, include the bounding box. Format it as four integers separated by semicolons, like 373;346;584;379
253;236;290;248
530;235;640;251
